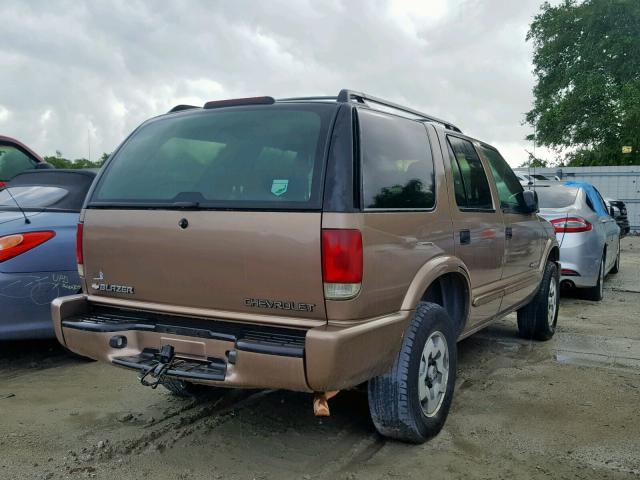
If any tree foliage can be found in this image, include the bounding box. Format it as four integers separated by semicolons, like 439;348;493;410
520;150;549;168
526;0;640;166
44;152;109;169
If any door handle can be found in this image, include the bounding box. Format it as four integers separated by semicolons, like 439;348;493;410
460;229;471;245
505;227;513;239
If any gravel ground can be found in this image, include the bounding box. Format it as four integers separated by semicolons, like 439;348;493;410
1;237;638;480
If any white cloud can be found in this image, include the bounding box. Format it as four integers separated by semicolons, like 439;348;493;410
0;105;9;123
0;0;552;166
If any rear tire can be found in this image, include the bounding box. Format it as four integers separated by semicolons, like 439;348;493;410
162;378;212;397
517;261;559;341
368;302;457;444
610;243;620;274
583;255;605;301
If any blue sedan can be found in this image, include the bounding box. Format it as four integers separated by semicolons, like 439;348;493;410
0;169;96;339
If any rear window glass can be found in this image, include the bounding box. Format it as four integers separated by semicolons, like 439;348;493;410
359;109;435;209
91;105;335;208
0;145;37;181
0;186;68;208
535;187;578;208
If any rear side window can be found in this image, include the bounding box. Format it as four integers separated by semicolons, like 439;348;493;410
91;105;335;209
447;136;493;211
0;145;37;181
480;145;526;211
359;109;435;210
585;194;595;212
593;188;609;215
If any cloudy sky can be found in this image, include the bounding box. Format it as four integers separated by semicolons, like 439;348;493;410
0;0;554;166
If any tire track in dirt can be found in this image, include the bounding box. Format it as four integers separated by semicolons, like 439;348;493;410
61;388;274;474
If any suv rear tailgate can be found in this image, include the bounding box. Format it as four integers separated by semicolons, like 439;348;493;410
82;209;326;322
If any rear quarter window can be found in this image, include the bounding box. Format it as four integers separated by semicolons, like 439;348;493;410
359;109;435;210
0;146;37;181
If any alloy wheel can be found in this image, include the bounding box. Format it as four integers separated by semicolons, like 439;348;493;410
418;331;449;417
599;258;604;298
548;276;558;328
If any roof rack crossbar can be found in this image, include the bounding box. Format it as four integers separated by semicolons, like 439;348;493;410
336;89;462;133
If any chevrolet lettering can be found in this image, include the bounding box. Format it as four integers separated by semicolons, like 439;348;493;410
244;298;315;312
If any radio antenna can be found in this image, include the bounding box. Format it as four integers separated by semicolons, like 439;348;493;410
4;186;30;224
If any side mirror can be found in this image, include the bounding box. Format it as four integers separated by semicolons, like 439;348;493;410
522;190;538;213
609;206;616;217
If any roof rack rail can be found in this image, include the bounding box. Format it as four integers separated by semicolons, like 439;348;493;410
337;89;462;133
278;96;338;102
168;104;199;113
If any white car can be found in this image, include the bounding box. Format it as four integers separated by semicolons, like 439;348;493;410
516;172;560;185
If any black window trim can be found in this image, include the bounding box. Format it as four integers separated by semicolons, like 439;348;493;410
446;134;496;214
352;107;362;210
358;107;438;213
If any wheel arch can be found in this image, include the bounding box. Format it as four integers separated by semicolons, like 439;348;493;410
547;245;560;264
401;256;471;336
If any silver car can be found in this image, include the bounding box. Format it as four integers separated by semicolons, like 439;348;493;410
535;183;620;301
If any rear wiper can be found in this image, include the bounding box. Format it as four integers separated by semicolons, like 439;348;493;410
171;201;201;209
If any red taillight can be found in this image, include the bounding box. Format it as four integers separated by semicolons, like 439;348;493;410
0;231;55;262
322;229;362;300
0;181;6;189
561;269;580;276
550;217;592;233
76;223;84;272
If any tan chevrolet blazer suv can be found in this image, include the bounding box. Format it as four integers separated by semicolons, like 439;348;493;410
52;90;560;443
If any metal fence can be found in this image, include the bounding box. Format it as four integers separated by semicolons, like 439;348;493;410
514;166;640;232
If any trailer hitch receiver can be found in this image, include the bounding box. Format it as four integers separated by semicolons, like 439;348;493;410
139;344;175;389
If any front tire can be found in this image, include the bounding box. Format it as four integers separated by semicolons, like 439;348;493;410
610;242;620;274
583;254;605;301
368;302;457;444
517;261;559;340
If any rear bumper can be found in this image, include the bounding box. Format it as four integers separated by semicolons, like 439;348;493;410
0;270;80;340
52;295;411;392
559;233;601;288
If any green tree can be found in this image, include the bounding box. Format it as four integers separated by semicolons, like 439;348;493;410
43;153;110;169
526;0;640;166
519;150;549;168
43;156;73;169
